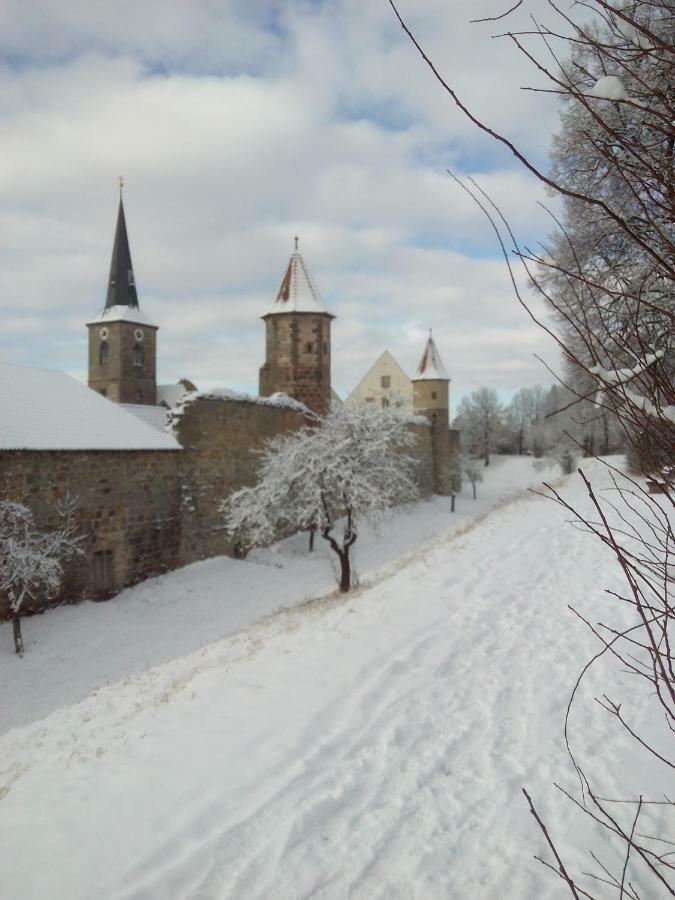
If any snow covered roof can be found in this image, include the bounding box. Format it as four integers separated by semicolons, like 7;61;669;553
263;245;334;318
413;335;449;381
157;381;195;409
86;305;157;328
120;404;170;432
0;363;180;451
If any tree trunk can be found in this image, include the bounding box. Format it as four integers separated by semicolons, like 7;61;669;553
472;482;477;500
338;549;351;592
484;450;490;466
308;528;315;552
451;493;456;512
12;612;24;657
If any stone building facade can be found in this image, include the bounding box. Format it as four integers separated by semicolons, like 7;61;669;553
0;199;459;618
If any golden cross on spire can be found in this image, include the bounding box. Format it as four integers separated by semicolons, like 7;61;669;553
294;235;299;251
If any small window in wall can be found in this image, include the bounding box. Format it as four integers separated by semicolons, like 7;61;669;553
305;342;314;353
133;344;144;367
93;550;114;592
431;391;437;400
99;341;109;366
381;375;391;389
365;397;374;403
382;397;390;408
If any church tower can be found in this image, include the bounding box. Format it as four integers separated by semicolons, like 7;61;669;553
87;186;157;405
259;239;334;416
412;333;453;495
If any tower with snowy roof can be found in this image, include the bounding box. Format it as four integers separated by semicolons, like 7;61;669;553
87;186;158;405
412;333;455;495
259;239;334;416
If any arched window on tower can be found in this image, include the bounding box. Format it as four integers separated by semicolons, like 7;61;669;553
133;344;144;368
99;341;109;366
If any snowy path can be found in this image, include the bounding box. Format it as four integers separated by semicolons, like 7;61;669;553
1;460;659;899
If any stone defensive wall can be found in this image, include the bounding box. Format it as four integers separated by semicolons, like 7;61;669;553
0;394;456;618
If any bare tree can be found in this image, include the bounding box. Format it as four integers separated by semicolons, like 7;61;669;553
454;387;504;466
0;495;83;656
389;0;674;895
222;402;420;592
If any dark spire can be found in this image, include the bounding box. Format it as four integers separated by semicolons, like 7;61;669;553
105;184;139;309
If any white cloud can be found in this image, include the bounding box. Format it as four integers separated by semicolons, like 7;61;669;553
0;0;572;407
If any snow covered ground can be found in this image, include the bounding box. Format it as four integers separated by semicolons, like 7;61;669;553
0;456;667;898
0;456;554;734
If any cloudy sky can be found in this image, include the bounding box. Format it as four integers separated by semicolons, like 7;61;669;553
0;0;569;408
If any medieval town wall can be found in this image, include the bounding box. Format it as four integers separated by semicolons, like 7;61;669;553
0;396;456;619
0;448;180;616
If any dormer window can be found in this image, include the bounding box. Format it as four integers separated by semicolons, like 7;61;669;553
99;341;109;366
133;344;144;367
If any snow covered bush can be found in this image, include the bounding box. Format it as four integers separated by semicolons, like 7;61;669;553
0;496;83;656
222;402;420;592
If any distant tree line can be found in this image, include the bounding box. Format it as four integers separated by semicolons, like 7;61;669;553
453;383;624;467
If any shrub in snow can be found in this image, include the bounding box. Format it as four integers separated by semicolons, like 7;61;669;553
222;402;420;592
0;495;83;656
553;443;578;476
461;456;483;500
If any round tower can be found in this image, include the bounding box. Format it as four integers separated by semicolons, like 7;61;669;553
412;332;452;495
87;185;157;405
259;239;334;416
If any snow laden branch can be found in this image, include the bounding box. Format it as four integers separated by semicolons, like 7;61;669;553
222;402;420;592
0;495;83;656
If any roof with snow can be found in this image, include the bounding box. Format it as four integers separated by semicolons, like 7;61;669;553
157;381;195;409
87;305;157;327
0;363;180;451
413;334;449;381
263;244;334;318
120;404;170;432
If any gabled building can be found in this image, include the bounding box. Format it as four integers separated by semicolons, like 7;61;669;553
346;350;413;411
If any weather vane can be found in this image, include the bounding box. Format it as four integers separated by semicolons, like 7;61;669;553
118;175;125;194
294;235;299;251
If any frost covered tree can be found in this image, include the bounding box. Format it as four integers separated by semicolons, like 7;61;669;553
0;496;82;656
453;387;503;466
506;386;546;455
390;0;674;894
222;402;420;592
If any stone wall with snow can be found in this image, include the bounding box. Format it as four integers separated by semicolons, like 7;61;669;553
0;390;457;617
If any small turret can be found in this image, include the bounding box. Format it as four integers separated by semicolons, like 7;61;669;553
259;238;334;416
87;182;158;405
412;332;453;495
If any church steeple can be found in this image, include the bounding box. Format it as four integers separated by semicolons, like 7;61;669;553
105;182;139;310
86;184;158;406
